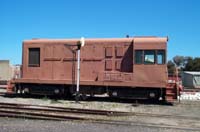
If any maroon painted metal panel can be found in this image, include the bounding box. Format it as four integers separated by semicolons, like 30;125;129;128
15;37;168;88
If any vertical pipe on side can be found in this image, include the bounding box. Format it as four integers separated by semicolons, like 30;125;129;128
75;37;84;102
76;49;80;94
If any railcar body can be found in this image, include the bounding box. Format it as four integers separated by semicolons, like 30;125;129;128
8;37;178;102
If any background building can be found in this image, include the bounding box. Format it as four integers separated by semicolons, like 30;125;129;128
0;60;21;84
182;71;200;89
0;60;12;83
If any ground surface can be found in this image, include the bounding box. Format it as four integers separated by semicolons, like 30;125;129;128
0;94;200;132
0;117;199;132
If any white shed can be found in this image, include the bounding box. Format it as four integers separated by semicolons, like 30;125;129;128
182;71;200;88
0;60;12;81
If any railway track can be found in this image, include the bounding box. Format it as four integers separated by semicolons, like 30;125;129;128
0;85;7;89
0;102;199;131
0;86;7;96
0;92;5;96
0;102;129;116
0;102;199;120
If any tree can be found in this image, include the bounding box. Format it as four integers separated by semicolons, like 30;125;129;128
168;56;200;74
184;57;200;71
193;58;200;71
184;57;193;71
173;55;184;68
167;60;176;75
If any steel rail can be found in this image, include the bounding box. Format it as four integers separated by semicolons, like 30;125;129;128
0;102;199;131
0;102;130;116
0;109;86;120
0;105;125;116
0;110;199;131
0;92;6;96
0;102;199;121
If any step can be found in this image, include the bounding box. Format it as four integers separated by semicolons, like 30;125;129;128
166;93;176;96
167;83;176;87
165;96;176;100
165;99;176;103
166;86;176;89
166;89;176;93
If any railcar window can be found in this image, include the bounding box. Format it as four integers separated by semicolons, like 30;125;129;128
157;50;165;64
135;50;143;64
28;48;40;67
144;50;155;64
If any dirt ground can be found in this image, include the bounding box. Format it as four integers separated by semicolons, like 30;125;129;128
0;94;200;132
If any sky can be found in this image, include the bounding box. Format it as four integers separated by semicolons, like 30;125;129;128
0;0;200;64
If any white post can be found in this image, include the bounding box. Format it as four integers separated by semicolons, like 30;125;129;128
75;37;85;102
76;48;80;94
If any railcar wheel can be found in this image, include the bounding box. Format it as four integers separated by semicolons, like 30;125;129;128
75;92;80;102
80;94;88;101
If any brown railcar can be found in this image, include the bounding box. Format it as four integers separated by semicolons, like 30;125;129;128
8;37;178;102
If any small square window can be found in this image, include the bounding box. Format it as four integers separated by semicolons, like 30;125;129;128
28;48;40;67
144;50;155;64
157;50;165;64
135;50;143;64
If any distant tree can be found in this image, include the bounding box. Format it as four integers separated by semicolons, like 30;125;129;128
184;57;193;71
193;58;200;71
184;57;200;71
168;56;200;74
172;55;192;70
167;60;176;75
173;55;184;68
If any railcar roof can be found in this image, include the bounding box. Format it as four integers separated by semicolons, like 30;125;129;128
23;37;168;44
